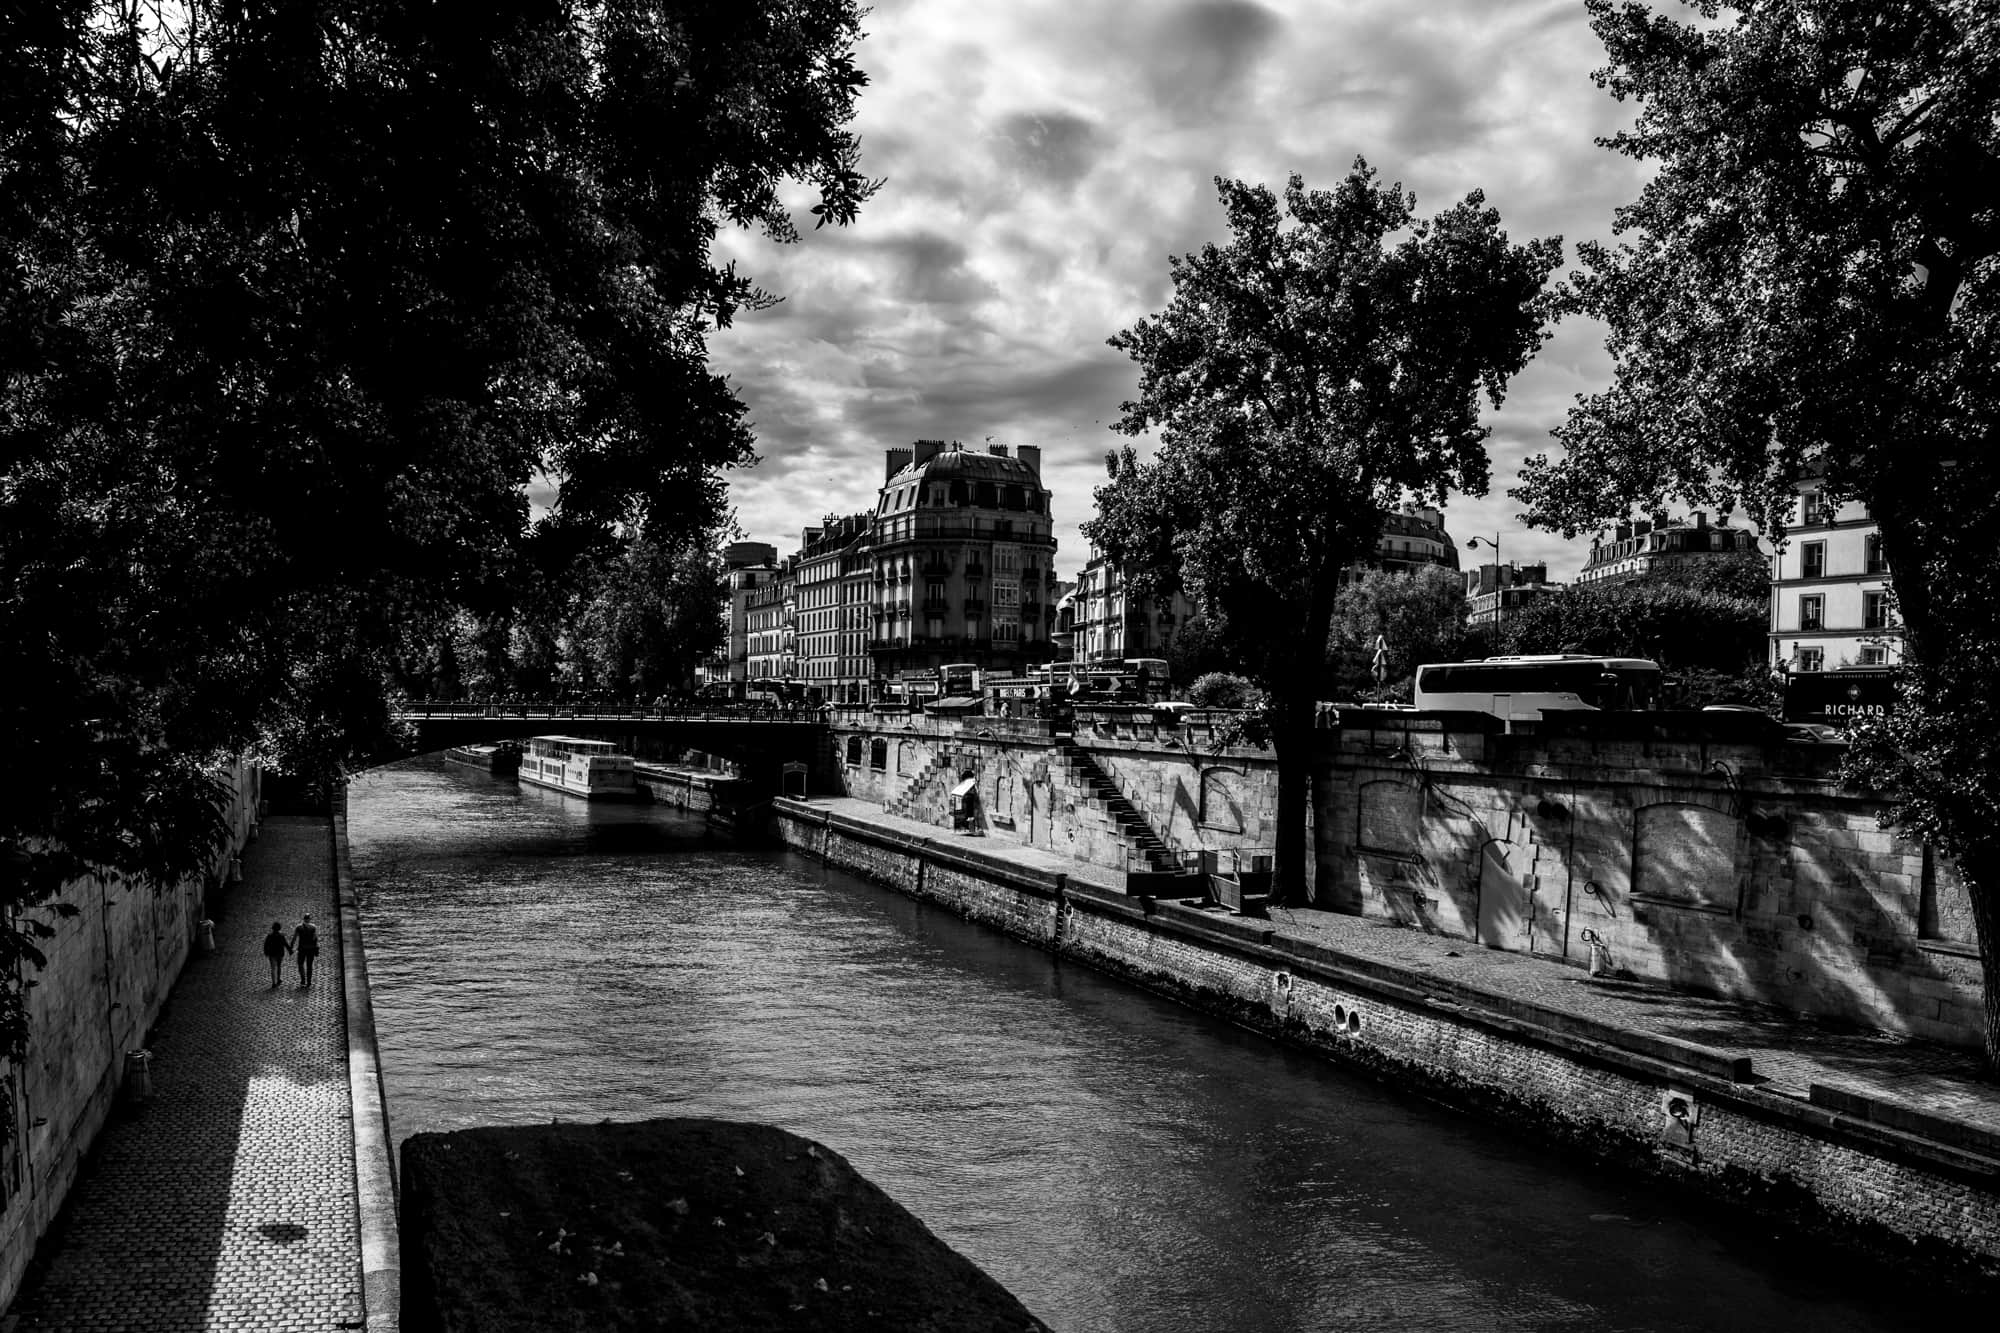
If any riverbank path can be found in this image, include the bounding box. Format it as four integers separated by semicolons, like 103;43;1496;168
4;815;368;1333
801;796;2000;1141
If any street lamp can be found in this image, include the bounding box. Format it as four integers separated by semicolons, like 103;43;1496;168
1466;533;1503;642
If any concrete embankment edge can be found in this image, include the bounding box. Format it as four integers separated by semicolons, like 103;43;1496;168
333;804;401;1331
772;799;2000;1288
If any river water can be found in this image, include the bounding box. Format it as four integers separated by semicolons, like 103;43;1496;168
349;759;1970;1332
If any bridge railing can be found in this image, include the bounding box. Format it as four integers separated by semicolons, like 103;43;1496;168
392;700;825;722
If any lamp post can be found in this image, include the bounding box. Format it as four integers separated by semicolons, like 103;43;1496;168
1466;533;1503;644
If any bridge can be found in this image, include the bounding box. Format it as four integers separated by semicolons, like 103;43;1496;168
384;703;827;768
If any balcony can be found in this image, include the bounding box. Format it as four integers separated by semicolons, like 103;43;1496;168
922;598;951;615
964;599;988;616
964;564;986;580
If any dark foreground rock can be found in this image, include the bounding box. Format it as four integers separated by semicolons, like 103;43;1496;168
401;1118;1050;1332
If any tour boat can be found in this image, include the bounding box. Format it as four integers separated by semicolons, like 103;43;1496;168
517;735;640;800
443;742;522;777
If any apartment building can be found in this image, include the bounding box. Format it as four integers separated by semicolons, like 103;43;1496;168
1576;511;1762;586
869;440;1058;680
790;514;871;704
1071;550;1196;664
1770;485;1900;672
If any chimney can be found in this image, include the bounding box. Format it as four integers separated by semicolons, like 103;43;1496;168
1694;510;1708;528
1614;522;1632;541
1633;519;1651;537
886;447;913;479
913;439;945;465
1016;445;1041;474
988;443;1008;457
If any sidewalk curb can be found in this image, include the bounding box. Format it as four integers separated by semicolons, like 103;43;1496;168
333;800;401;1332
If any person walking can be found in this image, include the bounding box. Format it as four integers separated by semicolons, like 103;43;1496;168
262;921;291;988
290;912;320;987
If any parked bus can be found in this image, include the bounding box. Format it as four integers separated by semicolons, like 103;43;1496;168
1411;655;1663;724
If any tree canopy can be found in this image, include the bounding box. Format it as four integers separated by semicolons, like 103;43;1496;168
1327;565;1469;699
1511;0;2000;1067
1089;163;1558;904
1501;580;1767;674
0;1;875;1075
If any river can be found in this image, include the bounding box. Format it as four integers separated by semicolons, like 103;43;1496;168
348;758;1972;1332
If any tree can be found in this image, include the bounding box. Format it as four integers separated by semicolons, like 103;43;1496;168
0;1;874;1098
1186;672;1267;710
1089;164;1559;905
578;528;729;700
1511;0;2000;1069
1327;566;1470;698
1501;581;1767;674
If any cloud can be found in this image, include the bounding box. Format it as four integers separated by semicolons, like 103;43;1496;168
711;0;1652;583
989;110;1105;194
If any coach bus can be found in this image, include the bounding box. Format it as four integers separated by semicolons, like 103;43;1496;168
1411;655;1663;724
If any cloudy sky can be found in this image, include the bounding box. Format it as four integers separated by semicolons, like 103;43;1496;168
709;0;1659;581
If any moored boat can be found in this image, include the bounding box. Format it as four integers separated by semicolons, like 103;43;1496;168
444;742;522;777
517;735;640;800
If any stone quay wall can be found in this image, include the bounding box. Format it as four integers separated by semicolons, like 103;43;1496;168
0;760;262;1307
773;798;2000;1284
819;707;1281;874
821;706;1985;1050
1320;710;1984;1049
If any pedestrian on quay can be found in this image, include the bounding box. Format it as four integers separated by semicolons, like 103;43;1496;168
262;921;291;988
291;912;320;987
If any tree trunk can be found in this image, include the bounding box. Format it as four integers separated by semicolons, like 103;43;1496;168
1267;686;1317;908
1955;840;2000;1079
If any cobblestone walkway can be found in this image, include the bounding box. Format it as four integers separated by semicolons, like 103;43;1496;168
7;816;365;1333
805;797;2000;1139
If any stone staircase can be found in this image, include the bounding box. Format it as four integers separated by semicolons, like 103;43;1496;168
887;753;950;820
1054;741;1182;873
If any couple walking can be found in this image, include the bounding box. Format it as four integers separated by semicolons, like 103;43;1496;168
262;914;321;988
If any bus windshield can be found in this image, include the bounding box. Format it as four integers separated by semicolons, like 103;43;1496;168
1412;656;1662;719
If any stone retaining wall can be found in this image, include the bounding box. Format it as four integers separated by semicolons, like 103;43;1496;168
774;798;2000;1285
821;707;1985;1050
0;760;262;1308
1321;710;1985;1047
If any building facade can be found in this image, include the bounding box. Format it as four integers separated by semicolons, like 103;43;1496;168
744;573;790;687
1770;486;1900;672
869;441;1058;682
1463;562;1557;628
1362;503;1461;579
791;514;870;704
1576;512;1761;586
720;542;779;697
1071;551;1196;665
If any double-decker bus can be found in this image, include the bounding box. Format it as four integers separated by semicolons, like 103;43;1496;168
1411;655;1663;723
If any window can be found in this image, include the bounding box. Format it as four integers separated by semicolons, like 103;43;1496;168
1796;647;1824;672
1865;533;1887;574
1859;646;1888;666
1864;591;1891;629
1801;541;1826;579
1801;491;1828;525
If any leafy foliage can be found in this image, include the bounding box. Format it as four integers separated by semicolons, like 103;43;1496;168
1501;580;1767;673
1512;0;2000;1066
578;530;729;700
0;1;874;1086
1089;163;1558;903
1186;672;1267;711
1327;566;1469;698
